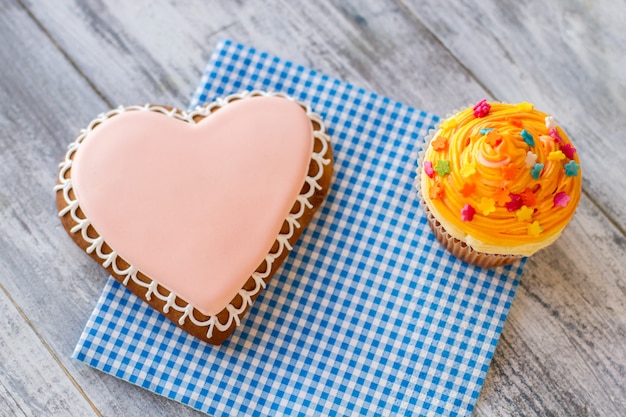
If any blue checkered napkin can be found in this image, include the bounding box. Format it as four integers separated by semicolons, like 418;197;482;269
73;39;525;416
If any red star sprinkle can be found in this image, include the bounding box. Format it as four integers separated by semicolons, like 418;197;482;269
505;193;523;212
473;99;491;118
560;143;577;159
549;127;563;143
520;188;538;207
460;182;476;197
553;191;570;207
424;160;435;178
461;204;476;222
502;164;521;181
494;187;511;206
507;118;523;128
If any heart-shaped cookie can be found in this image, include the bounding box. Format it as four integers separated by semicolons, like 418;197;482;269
56;92;333;344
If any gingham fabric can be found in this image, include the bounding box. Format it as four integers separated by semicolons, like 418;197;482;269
73;39;524;417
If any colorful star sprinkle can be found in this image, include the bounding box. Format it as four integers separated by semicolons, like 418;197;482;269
503;164;521;181
525;151;538;168
553;191;570;208
520;129;535;146
515;206;534;222
508;118;523;128
486;130;503;147
565;160;580;177
560;143;577;159
479;127;494;135
517;102;534;112
505;193;523;212
423;160;435;178
440;117;457;131
473;99;491;118
548;150;566;161
520;188;538;207
530;163;544;180
460;163;476;178
494;187;511;206
549;127;562;143
527;221;543;237
545;116;557;129
461;204;476;222
477;197;496;216
429;182;444;199
432;136;449;151
434;160;451;176
460;182;476;198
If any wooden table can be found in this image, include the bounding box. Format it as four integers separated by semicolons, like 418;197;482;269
1;1;624;415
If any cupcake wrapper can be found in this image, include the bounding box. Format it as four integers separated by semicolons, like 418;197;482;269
416;127;524;269
423;203;523;268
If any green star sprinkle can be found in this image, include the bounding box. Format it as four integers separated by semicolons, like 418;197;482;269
434;160;451;176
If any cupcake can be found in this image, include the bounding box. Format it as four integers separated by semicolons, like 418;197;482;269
418;100;582;268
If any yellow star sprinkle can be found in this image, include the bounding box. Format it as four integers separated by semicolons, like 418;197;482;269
527;221;543;237
460;163;476;178
515;206;534;222
517;102;534;112
477;197;496;216
439;117;458;131
548;150;566;161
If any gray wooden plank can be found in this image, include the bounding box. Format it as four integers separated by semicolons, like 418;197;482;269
0;380;28;417
0;1;205;416
0;286;97;417
6;3;491;416
0;0;623;415
402;0;626;230
476;195;626;416
21;0;488;112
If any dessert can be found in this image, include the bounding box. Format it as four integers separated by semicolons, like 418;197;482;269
418;100;581;268
56;91;333;344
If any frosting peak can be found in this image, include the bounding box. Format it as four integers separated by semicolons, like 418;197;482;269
421;101;582;256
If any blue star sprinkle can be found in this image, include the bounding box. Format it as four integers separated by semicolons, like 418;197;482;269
564;160;580;177
530;163;544;180
520;129;535;146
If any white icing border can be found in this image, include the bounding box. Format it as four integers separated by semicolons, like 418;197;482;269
55;91;332;341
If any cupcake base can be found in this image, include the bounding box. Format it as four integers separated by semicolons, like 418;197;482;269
417;131;525;269
423;204;523;268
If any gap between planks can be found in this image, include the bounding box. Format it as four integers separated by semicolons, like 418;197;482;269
16;0;114;109
394;0;625;239
0;281;104;417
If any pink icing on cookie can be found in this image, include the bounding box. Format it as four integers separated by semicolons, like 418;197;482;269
71;96;314;316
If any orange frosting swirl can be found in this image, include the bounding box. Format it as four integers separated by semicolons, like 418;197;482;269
420;102;582;256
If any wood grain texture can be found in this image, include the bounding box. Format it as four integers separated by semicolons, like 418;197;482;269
22;0;488;112
0;288;96;416
476;195;626;416
402;0;626;229
0;0;624;415
0;1;205;415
